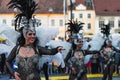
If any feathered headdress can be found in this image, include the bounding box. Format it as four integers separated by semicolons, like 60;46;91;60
66;19;84;45
7;0;39;37
66;19;84;34
100;23;111;38
66;19;84;40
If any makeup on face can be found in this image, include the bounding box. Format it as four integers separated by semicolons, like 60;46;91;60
26;30;36;44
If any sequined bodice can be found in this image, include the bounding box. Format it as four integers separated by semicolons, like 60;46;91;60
15;54;39;80
71;57;84;66
69;57;85;74
103;48;115;58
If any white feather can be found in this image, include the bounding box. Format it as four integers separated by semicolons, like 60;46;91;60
36;27;59;47
0;44;14;57
0;24;20;46
110;34;120;48
45;40;72;59
88;34;105;51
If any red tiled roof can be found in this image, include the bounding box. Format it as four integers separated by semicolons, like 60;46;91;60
0;0;12;13
35;0;63;14
0;0;63;14
75;0;86;6
68;0;93;10
93;0;120;16
75;0;93;10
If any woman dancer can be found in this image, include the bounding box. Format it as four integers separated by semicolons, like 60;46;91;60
6;0;63;80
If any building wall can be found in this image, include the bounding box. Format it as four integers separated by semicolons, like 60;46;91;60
0;13;67;37
95;16;120;34
36;14;67;37
0;14;14;28
68;10;95;35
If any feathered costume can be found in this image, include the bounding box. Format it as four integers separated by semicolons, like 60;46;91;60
1;1;120;80
6;0;59;80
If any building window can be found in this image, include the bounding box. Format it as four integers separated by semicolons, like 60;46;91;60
88;13;91;18
99;21;104;28
109;20;114;27
3;19;6;24
118;20;120;27
79;14;83;18
59;20;63;26
87;23;91;30
51;19;55;26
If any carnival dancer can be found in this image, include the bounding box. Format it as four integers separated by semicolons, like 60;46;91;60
68;49;87;80
6;0;64;80
100;40;120;80
68;38;93;80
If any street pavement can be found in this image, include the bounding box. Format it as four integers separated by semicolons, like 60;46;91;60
88;77;120;80
0;74;120;80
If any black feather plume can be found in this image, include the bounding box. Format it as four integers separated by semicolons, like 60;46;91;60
7;0;38;31
100;23;111;38
66;19;84;34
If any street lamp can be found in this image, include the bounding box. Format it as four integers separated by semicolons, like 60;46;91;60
70;0;72;21
70;0;75;21
48;7;53;27
69;0;75;36
63;0;67;39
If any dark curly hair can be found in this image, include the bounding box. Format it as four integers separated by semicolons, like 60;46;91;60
16;27;39;47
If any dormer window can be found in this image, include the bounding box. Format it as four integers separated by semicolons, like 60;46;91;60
48;7;53;13
117;9;120;12
104;9;108;12
86;0;91;7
